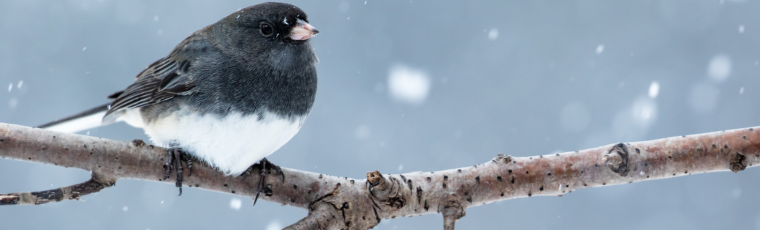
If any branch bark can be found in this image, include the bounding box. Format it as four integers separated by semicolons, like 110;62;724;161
1;122;758;229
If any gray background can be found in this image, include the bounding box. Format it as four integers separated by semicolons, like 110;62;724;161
2;0;760;229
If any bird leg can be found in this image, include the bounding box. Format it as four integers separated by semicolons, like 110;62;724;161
163;148;193;196
241;158;284;206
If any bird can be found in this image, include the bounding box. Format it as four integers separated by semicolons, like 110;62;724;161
38;2;319;202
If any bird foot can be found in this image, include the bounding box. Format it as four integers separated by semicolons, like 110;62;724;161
241;158;284;206
163;148;193;196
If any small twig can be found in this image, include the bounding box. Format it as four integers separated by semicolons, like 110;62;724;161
440;197;464;230
0;174;115;205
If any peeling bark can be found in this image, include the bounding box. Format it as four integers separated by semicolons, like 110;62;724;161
1;122;759;229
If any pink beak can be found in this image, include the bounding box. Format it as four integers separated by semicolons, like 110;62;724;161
289;19;319;40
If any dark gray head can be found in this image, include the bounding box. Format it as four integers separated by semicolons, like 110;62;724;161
206;2;319;69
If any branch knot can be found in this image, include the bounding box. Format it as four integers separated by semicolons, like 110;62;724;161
604;143;629;177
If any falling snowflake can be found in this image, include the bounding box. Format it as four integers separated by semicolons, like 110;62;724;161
648;81;660;99
708;55;732;82
488;28;499;40
229;198;242;210
387;64;431;104
595;44;604;54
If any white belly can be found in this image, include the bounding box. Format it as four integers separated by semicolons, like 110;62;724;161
137;110;306;176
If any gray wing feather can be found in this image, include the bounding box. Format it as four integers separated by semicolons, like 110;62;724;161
102;34;210;124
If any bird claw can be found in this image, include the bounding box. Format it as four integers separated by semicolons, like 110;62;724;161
163;148;193;196
241;158;283;206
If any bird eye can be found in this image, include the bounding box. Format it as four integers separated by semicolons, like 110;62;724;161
260;23;274;36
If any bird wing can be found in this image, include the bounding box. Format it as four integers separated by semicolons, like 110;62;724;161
103;35;210;124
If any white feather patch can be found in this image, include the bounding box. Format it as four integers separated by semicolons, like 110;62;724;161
143;110;306;175
116;108;145;128
45;111;106;133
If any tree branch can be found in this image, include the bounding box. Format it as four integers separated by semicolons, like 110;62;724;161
1;122;758;229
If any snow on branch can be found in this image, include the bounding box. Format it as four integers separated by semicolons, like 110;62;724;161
1;122;758;229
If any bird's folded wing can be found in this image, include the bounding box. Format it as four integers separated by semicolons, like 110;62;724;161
103;56;196;124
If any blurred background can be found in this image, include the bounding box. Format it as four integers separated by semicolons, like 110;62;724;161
2;0;760;229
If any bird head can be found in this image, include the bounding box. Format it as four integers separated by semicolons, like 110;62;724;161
209;2;319;67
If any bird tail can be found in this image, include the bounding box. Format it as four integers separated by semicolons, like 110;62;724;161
38;104;110;133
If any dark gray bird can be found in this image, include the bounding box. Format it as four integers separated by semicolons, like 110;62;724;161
38;2;319;200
